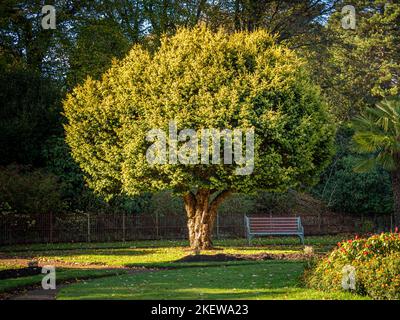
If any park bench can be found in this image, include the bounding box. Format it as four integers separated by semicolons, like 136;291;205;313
244;215;304;245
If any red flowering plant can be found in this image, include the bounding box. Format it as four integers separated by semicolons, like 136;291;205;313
304;230;400;299
332;231;400;262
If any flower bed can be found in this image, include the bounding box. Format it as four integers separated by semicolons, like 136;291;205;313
304;231;400;299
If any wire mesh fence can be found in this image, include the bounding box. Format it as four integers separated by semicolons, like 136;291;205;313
0;211;392;245
0;211;246;245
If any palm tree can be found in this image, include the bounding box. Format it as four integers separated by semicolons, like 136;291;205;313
352;97;400;227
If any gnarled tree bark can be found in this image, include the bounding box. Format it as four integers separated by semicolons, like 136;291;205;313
183;189;231;251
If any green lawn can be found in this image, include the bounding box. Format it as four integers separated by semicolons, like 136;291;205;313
1;236;347;253
58;261;367;300
1;236;367;300
0;236;348;269
0;268;128;294
1;246;301;269
0;263;25;271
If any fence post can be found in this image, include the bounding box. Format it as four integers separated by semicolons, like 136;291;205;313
87;213;91;243
390;213;393;232
318;211;322;234
156;211;159;239
216;213;220;239
122;212;126;242
49;212;53;243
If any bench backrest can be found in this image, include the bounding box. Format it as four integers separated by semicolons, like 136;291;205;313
245;216;302;234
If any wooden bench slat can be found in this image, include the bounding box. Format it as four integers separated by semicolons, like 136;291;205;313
245;215;304;245
250;229;299;231
249;217;298;219
250;225;299;228
250;226;299;229
251;224;297;226
249;218;298;221
249;222;300;226
251;224;298;226
249;219;299;221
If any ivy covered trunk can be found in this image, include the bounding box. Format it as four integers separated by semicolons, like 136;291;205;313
183;189;231;251
391;168;400;228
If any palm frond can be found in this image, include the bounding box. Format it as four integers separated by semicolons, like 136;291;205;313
351;97;400;172
374;98;400;134
352;131;390;153
376;152;396;171
353;157;378;173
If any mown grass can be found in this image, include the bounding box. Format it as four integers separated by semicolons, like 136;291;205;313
0;236;349;269
1;246;300;269
0;235;348;253
0;236;363;299
0;264;25;271
58;261;367;300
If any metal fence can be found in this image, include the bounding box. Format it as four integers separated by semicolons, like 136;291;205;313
0;211;246;245
0;211;392;245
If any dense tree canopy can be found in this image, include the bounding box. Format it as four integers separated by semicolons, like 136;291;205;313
66;19;131;87
0;1;338;83
64;26;335;249
1;1;398;235
0;67;62;165
306;0;400;120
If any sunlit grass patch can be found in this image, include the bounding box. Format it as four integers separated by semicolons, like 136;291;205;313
1;235;350;253
0;263;26;271
0;235;351;270
58;261;367;300
2;245;304;269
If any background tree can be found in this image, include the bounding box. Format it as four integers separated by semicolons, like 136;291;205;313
307;1;399;218
306;0;400;121
0;164;66;215
0;67;62;166
3;0;395;235
313;154;393;214
352;97;400;226
312;125;393;215
66;19;131;87
64;26;335;250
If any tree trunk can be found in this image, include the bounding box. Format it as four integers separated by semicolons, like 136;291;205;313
183;189;231;251
244;0;267;31
391;169;400;228
234;0;241;31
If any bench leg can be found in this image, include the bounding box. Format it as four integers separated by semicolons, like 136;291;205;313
299;234;304;245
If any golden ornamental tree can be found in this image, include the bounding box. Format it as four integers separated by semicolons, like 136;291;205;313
64;26;335;250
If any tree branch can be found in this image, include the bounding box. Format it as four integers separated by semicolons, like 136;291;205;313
209;190;232;212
